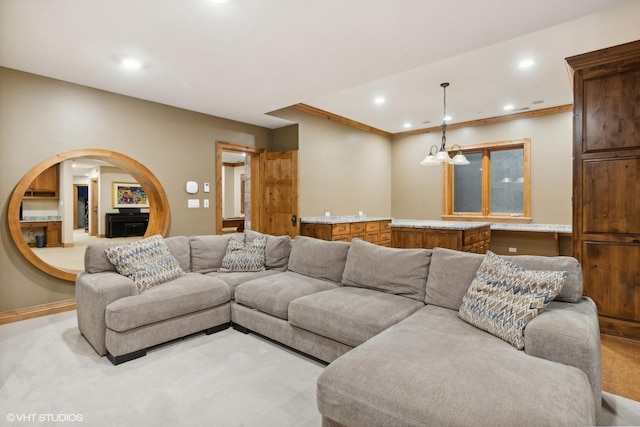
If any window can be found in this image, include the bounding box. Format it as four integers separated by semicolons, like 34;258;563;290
443;138;531;222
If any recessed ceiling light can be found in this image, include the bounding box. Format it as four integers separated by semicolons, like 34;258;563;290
121;57;143;69
504;104;515;111
518;59;534;69
374;96;385;104
443;115;452;122
531;100;544;105
403;122;412;128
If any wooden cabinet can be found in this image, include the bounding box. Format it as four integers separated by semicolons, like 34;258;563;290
20;221;62;247
301;219;392;247
567;40;640;341
392;224;490;253
24;164;59;199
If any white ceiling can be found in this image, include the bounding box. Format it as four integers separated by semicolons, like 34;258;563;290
1;0;639;134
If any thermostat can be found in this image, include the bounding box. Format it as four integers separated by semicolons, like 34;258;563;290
186;181;198;194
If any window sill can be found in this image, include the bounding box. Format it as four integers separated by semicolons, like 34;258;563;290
441;215;532;224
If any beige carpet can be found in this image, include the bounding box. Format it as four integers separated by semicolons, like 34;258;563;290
31;230;140;273
1;311;639;426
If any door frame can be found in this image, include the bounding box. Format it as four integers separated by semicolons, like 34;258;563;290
216;141;265;235
89;178;98;237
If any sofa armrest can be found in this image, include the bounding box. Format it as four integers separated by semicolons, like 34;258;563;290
75;272;138;356
525;297;601;414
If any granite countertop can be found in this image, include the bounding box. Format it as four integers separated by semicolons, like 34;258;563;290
490;223;572;233
391;219;491;230
20;216;62;223
301;215;392;224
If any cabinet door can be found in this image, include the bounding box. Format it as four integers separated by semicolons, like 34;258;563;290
25;164;59;198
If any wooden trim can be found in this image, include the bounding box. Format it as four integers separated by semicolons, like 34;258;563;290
441;215;532;223
7;149;170;282
0;299;76;325
442;138;531;218
293;103;393;138
215;141;266;235
292;103;572;139
392;105;573;139
566;40;640;71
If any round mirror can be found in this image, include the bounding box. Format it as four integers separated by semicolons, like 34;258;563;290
8;149;170;282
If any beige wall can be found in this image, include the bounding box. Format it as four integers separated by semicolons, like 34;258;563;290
0;67;271;311
270;108;391;218
391;112;573;224
1;67;572;313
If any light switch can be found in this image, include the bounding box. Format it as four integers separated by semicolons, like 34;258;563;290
203;199;209;208
188;199;200;208
203;183;210;193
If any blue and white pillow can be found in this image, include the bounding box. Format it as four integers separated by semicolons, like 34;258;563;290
458;251;566;350
218;235;266;273
104;234;185;292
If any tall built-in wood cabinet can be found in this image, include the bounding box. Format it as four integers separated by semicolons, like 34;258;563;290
567;40;640;341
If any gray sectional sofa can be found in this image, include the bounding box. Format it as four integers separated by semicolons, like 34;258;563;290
76;231;601;426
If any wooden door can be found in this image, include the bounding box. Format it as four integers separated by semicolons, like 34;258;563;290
259;151;299;237
90;178;98;237
567;40;640;341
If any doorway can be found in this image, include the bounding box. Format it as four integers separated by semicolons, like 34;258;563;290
73;184;89;231
216;141;265;235
89;178;98;237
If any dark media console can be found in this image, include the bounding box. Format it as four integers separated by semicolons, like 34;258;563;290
106;212;149;238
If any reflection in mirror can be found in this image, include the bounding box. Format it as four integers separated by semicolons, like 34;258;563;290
8;148;170;282
22;159;148;273
221;150;247;233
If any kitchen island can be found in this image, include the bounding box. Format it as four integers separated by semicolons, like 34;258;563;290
300;216;393;246
391;219;491;253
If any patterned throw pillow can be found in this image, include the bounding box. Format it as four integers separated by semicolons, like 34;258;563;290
458;251;567;350
104;234;185;292
218;235;266;272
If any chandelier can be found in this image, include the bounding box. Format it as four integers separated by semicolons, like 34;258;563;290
420;82;469;166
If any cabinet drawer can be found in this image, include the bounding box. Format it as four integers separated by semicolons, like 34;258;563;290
332;223;350;236
350;233;365;241
379;220;392;230
365;232;379;243
479;229;490;241
332;235;350;242
350;222;366;234
366;221;380;232
463;230;478;245
379;231;392;243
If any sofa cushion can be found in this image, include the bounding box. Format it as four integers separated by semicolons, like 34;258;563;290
287;236;350;283
425;248;583;310
245;229;292;271
205;270;281;298
234;271;339;320
342;239;431;302
164;236;191;273
189;234;244;273
289;287;424;347
105;273;230;332
85;236;191;274
218;235;266;272
104;234;185;292
85;242;119;273
317;305;596;427
458;251;566;349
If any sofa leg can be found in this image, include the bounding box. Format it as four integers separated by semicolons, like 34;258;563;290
232;323;250;334
206;322;231;335
107;349;146;365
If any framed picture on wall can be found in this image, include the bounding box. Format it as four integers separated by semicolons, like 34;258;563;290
112;182;149;208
